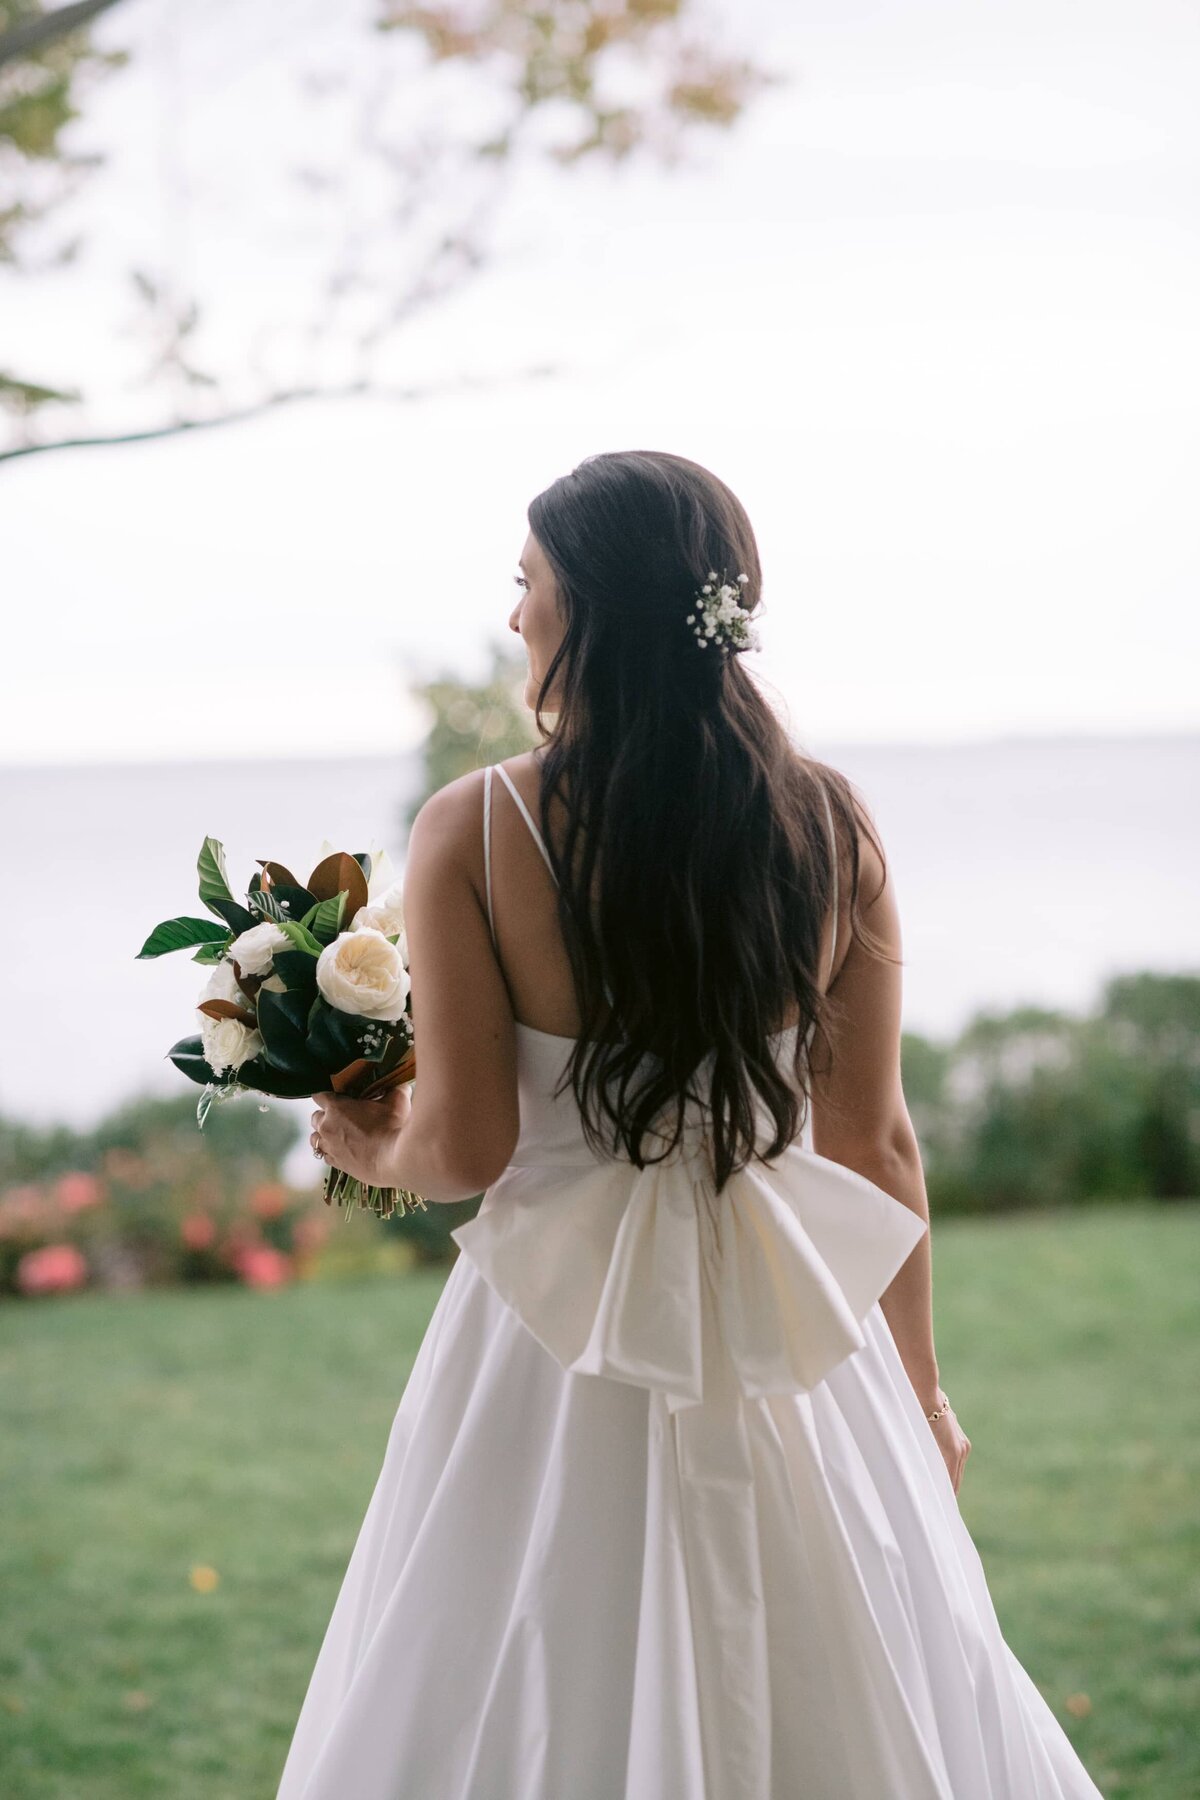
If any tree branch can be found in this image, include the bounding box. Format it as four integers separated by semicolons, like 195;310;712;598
0;0;126;70
0;364;557;465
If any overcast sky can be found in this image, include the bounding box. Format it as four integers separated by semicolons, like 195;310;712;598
3;0;1197;765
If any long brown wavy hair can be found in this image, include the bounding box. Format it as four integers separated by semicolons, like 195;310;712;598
525;449;889;1191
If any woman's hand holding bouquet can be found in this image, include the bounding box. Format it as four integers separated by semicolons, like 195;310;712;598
138;837;426;1219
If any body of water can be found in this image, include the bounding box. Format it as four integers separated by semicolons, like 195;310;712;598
1;734;1195;1130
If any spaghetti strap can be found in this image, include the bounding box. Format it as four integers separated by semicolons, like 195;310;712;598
482;764;497;948
494;763;558;883
485;760;616;1012
818;783;838;983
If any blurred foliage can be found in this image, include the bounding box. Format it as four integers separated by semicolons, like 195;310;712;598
0;1089;320;1296
0;0;779;456
0;1089;298;1187
0;1;125;412
905;972;1200;1216
403;637;537;826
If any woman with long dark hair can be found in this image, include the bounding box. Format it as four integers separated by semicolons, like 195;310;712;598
278;452;1105;1797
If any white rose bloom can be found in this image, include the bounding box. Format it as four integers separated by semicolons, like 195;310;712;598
316;927;410;1022
198;958;263;1075
350;880;407;961
228;920;290;979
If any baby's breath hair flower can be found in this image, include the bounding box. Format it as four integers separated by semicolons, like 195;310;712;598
686;568;761;653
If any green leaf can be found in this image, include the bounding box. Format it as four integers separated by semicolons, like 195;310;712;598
277;918;324;958
352;852;372;883
267;884;319;922
306;995;393;1070
191;941;229;965
197;837;235;921
257;988;327;1080
208;895;257;935
233;1056;322;1100
248;886;287;924
167;1035;219;1088
168;1034;317;1100
137;916;230;959
272;950;321;994
300;890;347;946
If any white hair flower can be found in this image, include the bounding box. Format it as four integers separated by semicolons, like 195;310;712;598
688;568;760;653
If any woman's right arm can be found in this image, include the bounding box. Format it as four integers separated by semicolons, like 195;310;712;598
808;794;972;1491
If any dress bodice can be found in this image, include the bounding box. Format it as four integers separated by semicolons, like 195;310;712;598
506;1019;815;1171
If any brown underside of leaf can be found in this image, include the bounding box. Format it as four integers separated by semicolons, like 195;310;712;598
230;960;262;1004
307;851;368;917
331;1048;416;1098
197;998;258;1026
257;859;301;892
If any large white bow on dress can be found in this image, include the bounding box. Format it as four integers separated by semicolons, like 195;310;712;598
451;1138;928;1415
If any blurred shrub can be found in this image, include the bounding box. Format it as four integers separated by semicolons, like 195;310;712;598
905;972;1200;1215
0;1090;331;1297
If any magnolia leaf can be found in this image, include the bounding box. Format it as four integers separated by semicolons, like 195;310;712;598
307;852;368;916
258;987;326;1080
168;1034;218;1088
209;895;257;935
272;949;320;993
300;890;347;946
329;1057;372;1094
197;837;235;920
229;1055;320;1100
248;887;287;924
137;916;230;959
257;860;302;892
306;994;387;1069
266;883;318;922
197;998;258;1026
356;1048;417;1098
191;941;229;964
277;918;324;958
352;851;372;883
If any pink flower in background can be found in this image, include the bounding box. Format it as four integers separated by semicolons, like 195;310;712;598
0;1185;47;1227
102;1148;154;1190
17;1243;88;1295
292;1215;331;1255
249;1182;288;1221
55;1172;103;1214
180;1213;217;1252
234;1245;293;1289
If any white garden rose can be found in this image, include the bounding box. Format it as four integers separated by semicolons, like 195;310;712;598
197;958;263;1076
228;920;290;979
316;927;410;1022
350;880;407;963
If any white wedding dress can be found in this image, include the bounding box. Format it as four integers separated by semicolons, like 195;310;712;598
275;765;1105;1799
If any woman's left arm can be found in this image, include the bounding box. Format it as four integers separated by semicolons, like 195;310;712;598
311;772;520;1204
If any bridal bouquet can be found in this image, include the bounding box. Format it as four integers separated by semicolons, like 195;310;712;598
137;838;426;1220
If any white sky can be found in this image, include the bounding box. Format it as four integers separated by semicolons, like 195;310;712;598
2;0;1198;764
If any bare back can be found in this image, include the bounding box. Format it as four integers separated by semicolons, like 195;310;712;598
477;750;848;1041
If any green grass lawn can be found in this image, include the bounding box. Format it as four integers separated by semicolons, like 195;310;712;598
0;1203;1196;1799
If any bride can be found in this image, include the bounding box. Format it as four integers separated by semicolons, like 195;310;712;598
278;450;1105;1797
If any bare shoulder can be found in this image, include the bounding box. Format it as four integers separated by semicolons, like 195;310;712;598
407;766;487;868
807;757;889;910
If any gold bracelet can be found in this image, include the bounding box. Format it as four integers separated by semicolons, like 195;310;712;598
926;1393;952;1424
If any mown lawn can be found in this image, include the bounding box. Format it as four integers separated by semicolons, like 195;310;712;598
0;1203;1195;1798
